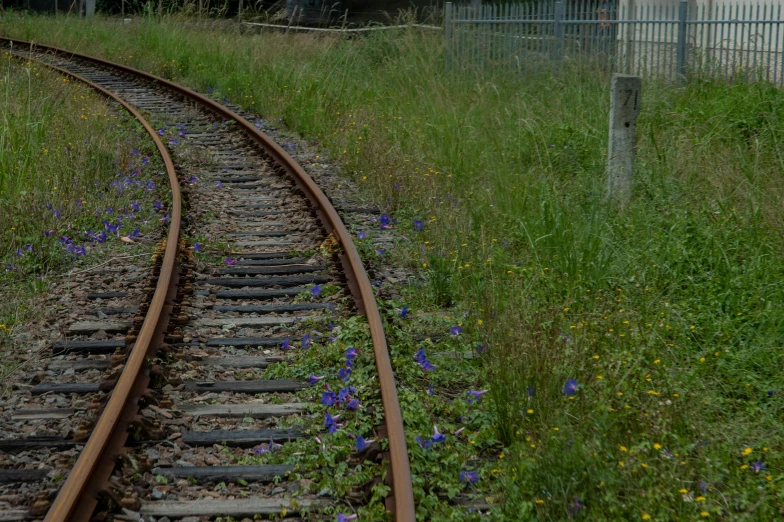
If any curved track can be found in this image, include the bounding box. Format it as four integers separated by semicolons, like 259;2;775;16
0;38;415;522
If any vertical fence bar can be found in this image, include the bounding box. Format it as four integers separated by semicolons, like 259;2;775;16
655;4;662;78
644;4;650;78
709;2;717;79
764;3;771;83
723;4;729;82
676;0;688;82
743;3;750;83
776;4;782;85
580;0;586;67
634;2;640;77
732;4;740;82
753;2;760;82
554;1;565;66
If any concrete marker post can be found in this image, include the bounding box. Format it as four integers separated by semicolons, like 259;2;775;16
606;73;641;203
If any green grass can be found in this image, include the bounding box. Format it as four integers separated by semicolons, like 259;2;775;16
3;14;783;520
0;48;166;376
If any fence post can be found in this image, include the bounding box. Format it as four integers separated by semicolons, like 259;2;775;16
445;2;453;74
606;74;641;203
553;1;565;65
676;0;688;82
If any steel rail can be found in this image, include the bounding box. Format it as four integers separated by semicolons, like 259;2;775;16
2;37;416;522
1;41;183;522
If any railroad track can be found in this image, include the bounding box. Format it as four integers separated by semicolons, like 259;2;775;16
0;38;415;522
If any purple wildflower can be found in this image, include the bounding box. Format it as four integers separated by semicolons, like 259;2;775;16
301;334;312;348
345;347;358;360
751;461;765;473
321;391;337;407
450;325;463;335
308;374;325;385
563;379;579;396
430;425;446;444
280;339;292;350
157;128;165;136
414;219;424;231
216;181;223;188
467;389;488;404
193;242;201;252
338;386;356;402
567;497;584;516
337;367;352;382
356;436;375;452
153;200;163;210
337;514;357;522
224;257;237;265
346;399;360;411
401;305;408;319
357;231;366;239
376;248;385;256
527;386;535;397
324;413;340;434
416;436;433;450
310;285;322;297
460;471;479;484
160;214;169;223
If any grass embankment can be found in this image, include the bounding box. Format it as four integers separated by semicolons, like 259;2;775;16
0;50;166;374
3;15;782;520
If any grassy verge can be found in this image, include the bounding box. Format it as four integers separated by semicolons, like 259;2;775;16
0;48;166;375
3;15;783;520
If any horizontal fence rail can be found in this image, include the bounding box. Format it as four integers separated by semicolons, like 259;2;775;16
445;0;784;86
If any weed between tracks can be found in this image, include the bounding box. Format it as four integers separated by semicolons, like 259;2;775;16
3;14;784;520
0;51;167;378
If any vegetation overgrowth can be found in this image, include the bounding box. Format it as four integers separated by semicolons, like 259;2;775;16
2;14;783;520
0;50;166;376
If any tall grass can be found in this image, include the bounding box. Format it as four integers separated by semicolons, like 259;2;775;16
0;49;163;363
3;15;783;518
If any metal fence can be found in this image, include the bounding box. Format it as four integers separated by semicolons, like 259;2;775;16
444;0;784;85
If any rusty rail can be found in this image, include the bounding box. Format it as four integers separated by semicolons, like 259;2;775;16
3;37;416;522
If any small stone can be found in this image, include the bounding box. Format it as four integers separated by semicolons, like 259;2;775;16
271;487;285;495
317;487;331;497
146;448;160;460
151;488;165;500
